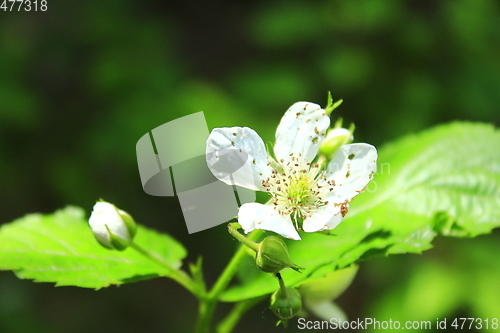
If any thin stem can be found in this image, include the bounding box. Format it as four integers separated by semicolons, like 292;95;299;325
210;228;263;299
275;272;287;296
129;241;197;297
216;297;266;333
227;223;260;252
194;228;264;333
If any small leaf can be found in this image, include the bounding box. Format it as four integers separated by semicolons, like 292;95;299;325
222;122;500;302
0;206;187;289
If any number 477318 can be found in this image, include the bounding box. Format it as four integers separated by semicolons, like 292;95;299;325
1;0;47;11
451;318;499;330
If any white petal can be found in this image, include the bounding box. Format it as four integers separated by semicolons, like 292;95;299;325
89;202;130;244
302;204;344;232
206;127;271;191
274;102;330;164
238;203;301;240
325;143;377;202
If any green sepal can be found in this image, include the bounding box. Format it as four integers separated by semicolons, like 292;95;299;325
106;225;130;251
119;210;137;239
91;229;113;250
325;91;343;115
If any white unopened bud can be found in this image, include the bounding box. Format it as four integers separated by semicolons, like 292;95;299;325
88;201;137;251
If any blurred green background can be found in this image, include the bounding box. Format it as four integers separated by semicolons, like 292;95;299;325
1;0;499;332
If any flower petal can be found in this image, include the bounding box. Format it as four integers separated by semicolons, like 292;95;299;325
206;127;271;191
274;102;330;164
302;204;344;232
325;143;377;202
238;203;301;240
89;202;131;242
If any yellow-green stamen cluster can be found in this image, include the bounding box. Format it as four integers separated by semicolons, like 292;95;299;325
262;153;336;226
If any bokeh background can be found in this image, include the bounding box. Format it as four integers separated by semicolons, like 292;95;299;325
1;0;499;332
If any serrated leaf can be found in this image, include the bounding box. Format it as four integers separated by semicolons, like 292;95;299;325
0;206;187;289
222;122;500;302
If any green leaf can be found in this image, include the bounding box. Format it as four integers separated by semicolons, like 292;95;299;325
366;237;500;331
222;122;500;302
0;206;187;289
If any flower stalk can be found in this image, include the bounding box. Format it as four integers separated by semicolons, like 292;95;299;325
128;241;198;297
194;229;264;333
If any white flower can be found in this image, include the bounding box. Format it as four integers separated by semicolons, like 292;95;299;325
206;102;377;240
88;201;137;250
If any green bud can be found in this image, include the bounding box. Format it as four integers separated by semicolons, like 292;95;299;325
255;236;303;273
88;201;137;251
270;286;302;320
319;126;354;158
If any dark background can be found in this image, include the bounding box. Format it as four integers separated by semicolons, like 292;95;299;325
1;0;499;332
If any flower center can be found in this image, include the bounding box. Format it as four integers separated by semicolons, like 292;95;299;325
261;154;336;224
287;174;314;206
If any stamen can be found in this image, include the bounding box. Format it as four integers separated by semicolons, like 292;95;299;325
264;153;334;222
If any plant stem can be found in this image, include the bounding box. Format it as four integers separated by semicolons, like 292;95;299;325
129;241;197;296
216;297;266;333
227;223;260;252
194;228;263;333
276;272;286;294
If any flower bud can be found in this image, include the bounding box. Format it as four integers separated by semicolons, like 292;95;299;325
270;286;302;320
88;201;137;251
256;236;303;273
319;127;353;158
